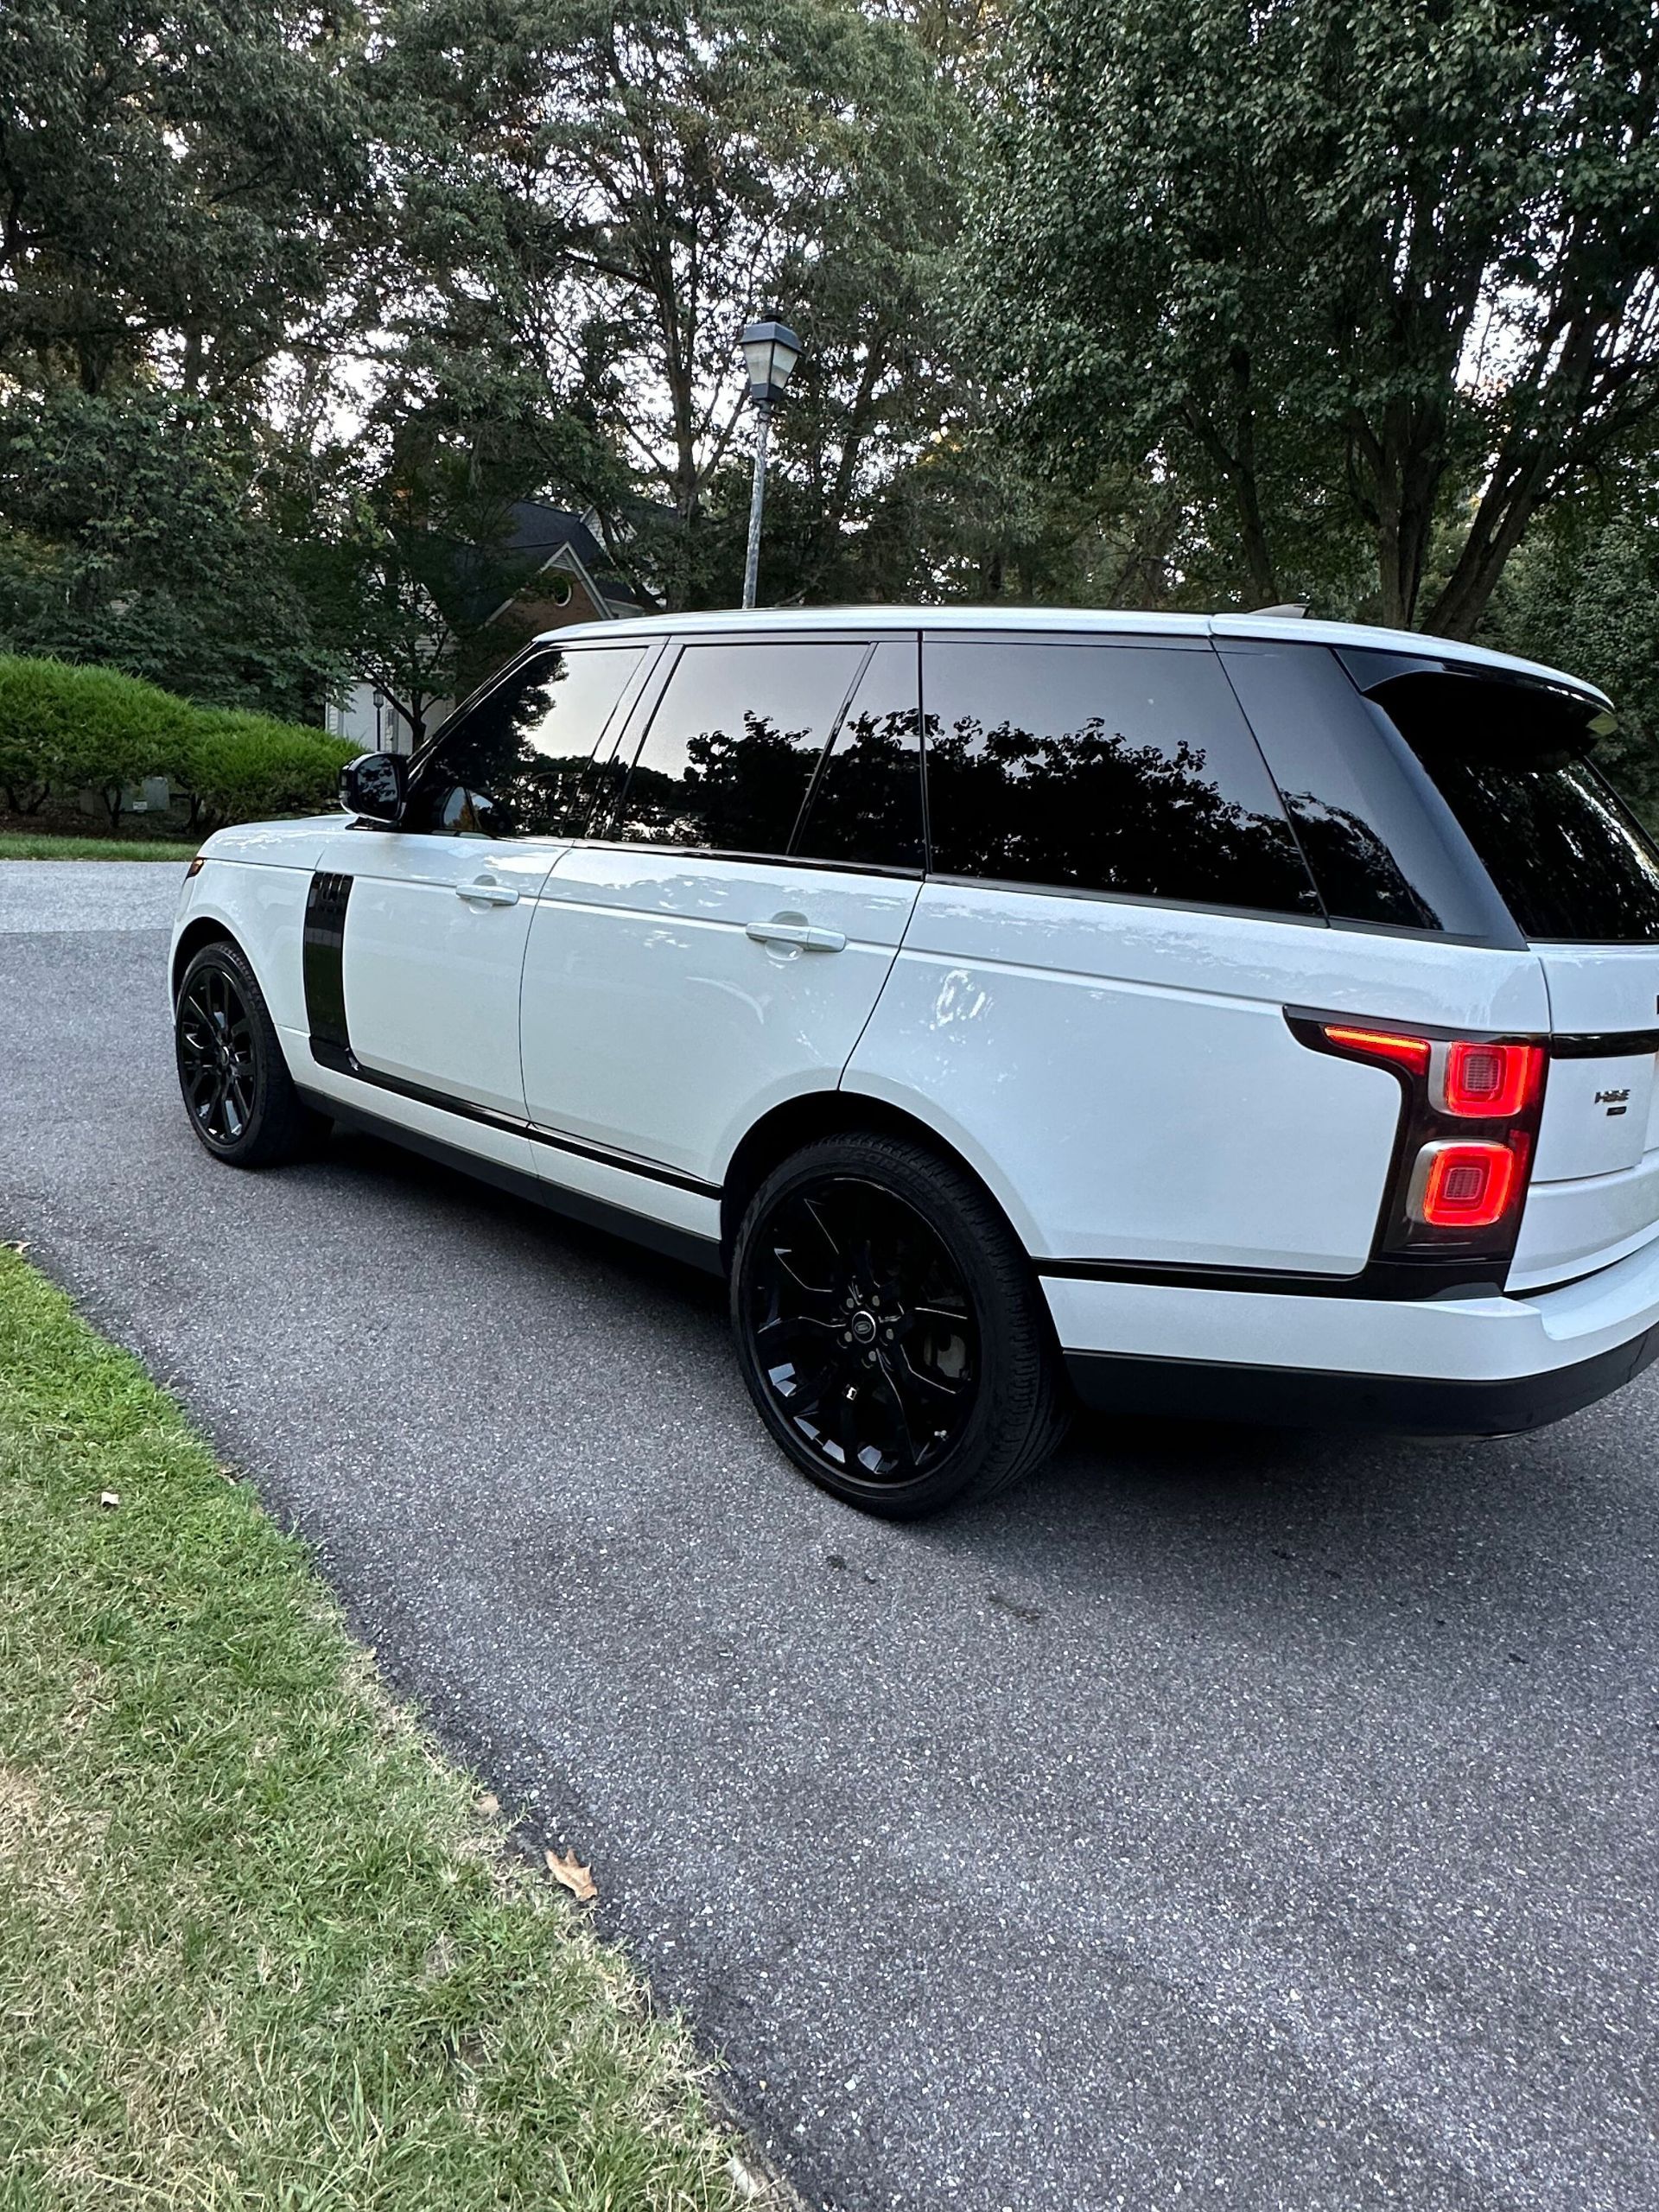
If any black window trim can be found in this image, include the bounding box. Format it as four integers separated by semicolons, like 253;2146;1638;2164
531;622;1571;942
1216;639;1530;950
559;839;928;883
784;639;877;855
918;626;1211;653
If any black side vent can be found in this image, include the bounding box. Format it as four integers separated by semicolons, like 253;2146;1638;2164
303;870;353;1054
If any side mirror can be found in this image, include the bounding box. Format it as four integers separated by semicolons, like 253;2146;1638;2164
340;750;408;825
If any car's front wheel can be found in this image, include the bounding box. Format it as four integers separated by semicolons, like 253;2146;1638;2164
174;940;326;1168
731;1131;1068;1517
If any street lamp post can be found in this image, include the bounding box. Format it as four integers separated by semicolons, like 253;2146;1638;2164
738;316;803;610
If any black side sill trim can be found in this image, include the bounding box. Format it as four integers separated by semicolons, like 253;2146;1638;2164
1035;1255;1507;1301
1064;1327;1659;1437
307;1037;721;1199
299;1091;724;1276
1549;1029;1659;1059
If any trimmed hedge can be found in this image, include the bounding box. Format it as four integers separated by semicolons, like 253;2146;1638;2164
0;655;355;829
172;709;358;830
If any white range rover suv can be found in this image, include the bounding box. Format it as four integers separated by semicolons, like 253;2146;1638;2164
170;607;1659;1516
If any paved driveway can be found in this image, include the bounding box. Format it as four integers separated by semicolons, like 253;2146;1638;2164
3;865;1656;2212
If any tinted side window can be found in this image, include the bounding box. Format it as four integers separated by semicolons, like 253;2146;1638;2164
1349;658;1659;944
922;639;1320;916
792;639;923;871
1218;640;1515;938
404;647;643;837
607;641;867;854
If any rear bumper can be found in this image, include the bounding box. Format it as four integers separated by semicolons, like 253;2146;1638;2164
1045;1232;1659;1438
1065;1328;1659;1435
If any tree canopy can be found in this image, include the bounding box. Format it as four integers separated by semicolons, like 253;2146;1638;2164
969;0;1659;635
2;0;1658;727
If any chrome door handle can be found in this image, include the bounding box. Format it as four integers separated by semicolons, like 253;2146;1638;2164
455;877;519;906
745;918;847;953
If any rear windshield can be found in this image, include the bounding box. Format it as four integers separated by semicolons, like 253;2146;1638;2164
1353;663;1659;944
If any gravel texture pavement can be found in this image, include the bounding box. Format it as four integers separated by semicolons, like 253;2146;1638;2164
3;866;1656;2212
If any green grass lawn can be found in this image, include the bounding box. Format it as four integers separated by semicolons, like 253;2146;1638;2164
0;832;200;861
0;1247;757;2211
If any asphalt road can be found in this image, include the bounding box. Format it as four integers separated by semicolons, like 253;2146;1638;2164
3;861;1657;2212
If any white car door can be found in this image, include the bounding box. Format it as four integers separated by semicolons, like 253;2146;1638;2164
308;642;651;1121
518;634;925;1185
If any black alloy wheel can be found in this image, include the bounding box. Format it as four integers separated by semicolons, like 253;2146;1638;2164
177;961;257;1147
174;940;326;1168
732;1132;1068;1517
751;1174;979;1484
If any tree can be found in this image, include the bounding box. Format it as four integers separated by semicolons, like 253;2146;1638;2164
298;440;553;747
0;1;378;719
0;387;344;716
1484;454;1659;822
969;0;1659;632
0;0;375;402
377;0;964;607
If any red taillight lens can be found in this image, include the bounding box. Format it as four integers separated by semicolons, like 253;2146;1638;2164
1411;1140;1524;1229
1440;1040;1541;1119
1294;1008;1548;1262
1321;1024;1431;1076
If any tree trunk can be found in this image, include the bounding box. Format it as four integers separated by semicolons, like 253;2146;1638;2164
1348;401;1447;631
1424;444;1560;639
1182;385;1278;606
1225;351;1280;607
1233;478;1280;608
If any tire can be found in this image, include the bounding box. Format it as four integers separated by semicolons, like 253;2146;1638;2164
174;939;327;1168
731;1131;1070;1517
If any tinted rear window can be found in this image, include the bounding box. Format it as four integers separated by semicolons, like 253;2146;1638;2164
1218;641;1517;938
921;638;1319;916
1355;664;1659;944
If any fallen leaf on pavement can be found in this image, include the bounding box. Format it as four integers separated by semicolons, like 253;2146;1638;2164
545;1847;597;1903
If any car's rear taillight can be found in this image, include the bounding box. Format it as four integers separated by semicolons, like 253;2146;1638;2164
1288;1011;1548;1274
1408;1138;1526;1229
1321;1025;1431;1077
1438;1040;1541;1119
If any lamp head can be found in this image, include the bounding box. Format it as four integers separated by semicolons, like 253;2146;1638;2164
740;317;803;403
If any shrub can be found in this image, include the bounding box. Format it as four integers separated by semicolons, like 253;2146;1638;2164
0;654;354;830
0;656;194;823
176;709;356;828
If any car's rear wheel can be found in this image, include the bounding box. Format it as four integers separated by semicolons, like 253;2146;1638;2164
731;1131;1069;1517
175;940;326;1168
